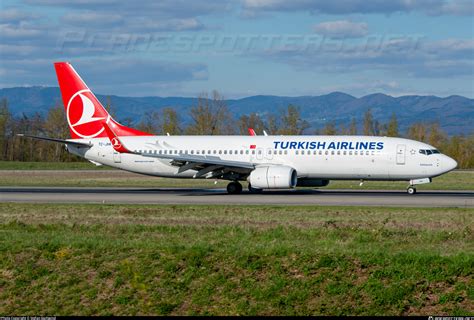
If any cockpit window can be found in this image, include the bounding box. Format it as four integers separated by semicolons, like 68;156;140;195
419;149;440;155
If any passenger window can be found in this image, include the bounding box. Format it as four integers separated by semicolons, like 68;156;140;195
337;151;340;155
279;150;283;155
252;150;255;155
319;150;322;155
246;150;249;155
219;150;222;154
213;150;217;154
301;150;305;155
343;151;347;155
240;150;243;155
366;151;369;155
295;150;299;155
325;150;329;155
331;151;335;155
349;151;353;155
228;150;231;155
284;150;288;155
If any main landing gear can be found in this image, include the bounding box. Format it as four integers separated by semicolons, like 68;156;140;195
226;182;263;194
226;181;243;194
407;186;417;195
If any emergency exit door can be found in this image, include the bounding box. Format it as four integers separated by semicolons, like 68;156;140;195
396;144;406;165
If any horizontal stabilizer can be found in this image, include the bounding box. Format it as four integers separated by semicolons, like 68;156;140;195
17;134;92;147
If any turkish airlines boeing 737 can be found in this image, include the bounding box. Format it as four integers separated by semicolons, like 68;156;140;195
21;62;457;194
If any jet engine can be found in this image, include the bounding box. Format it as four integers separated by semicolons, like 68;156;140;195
249;165;297;189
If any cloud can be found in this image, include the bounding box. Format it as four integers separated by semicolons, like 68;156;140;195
254;37;474;79
313;20;368;39
61;11;123;27
0;57;208;95
0;8;40;22
426;0;474;15
25;0;233;19
241;0;473;16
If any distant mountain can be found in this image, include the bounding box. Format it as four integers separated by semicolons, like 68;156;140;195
1;86;473;135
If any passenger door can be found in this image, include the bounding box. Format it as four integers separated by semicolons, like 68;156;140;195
396;144;406;165
113;150;121;163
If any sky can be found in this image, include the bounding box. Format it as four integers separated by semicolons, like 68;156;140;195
0;0;473;98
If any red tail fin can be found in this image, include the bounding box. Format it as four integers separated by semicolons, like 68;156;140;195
54;62;151;139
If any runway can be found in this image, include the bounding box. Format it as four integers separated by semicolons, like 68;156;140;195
1;187;473;207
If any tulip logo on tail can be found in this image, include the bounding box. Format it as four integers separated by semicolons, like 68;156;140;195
67;89;109;138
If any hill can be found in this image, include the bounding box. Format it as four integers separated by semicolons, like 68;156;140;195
1;86;472;135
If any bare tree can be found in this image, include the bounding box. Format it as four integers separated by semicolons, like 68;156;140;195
186;90;234;135
322;121;337;135
238;113;266;135
349;118;357;135
386;113;399;137
278;104;309;135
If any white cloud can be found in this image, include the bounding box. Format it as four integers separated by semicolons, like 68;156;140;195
61;11;123;26
241;0;473;16
255;37;474;79
0;8;40;22
313;20;368;39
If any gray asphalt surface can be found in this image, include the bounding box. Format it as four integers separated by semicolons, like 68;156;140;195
1;187;473;207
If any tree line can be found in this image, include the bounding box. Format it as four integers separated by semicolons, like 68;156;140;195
0;91;472;168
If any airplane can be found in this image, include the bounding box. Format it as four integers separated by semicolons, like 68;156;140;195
20;62;458;195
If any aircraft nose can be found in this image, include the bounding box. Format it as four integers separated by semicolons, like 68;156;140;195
444;156;457;172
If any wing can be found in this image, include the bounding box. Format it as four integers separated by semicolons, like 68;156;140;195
102;122;255;179
140;150;254;178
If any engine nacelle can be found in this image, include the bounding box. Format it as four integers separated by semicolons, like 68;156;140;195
249;165;297;189
297;179;330;187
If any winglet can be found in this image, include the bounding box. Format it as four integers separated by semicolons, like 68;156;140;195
248;128;256;136
102;122;132;153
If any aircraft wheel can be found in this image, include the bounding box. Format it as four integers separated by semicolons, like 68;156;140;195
248;183;263;194
407;186;417;195
227;181;242;194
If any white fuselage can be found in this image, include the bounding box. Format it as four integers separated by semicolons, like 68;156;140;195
67;135;457;182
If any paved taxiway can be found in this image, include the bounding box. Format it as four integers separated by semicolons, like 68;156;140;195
1;187;473;207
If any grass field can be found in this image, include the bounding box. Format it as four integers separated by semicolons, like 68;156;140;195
0;161;112;170
0;164;472;190
0;203;472;315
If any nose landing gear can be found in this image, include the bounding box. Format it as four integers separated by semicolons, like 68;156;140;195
226;181;243;194
406;178;431;195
